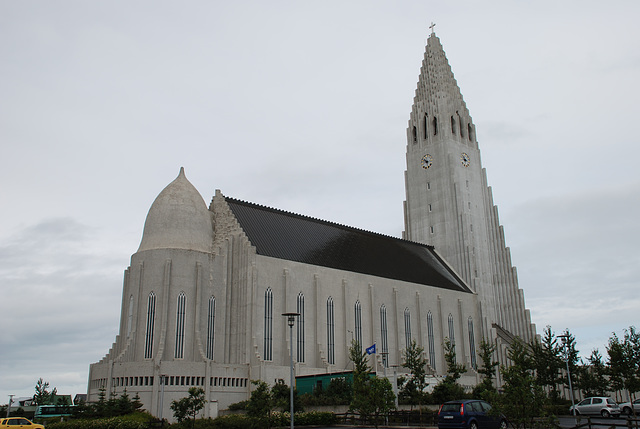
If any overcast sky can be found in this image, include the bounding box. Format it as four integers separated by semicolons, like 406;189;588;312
1;0;639;403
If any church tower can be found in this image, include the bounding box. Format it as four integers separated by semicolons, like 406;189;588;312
402;30;535;344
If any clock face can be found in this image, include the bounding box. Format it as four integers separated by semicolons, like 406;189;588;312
461;152;470;167
421;154;433;169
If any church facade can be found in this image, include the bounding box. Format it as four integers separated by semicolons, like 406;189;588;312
87;31;535;420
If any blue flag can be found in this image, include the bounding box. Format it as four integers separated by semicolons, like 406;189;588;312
366;344;376;355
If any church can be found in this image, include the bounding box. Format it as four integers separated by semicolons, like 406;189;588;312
87;29;536;420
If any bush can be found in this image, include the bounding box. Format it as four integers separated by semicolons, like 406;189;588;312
194;411;337;429
227;401;247;411
45;414;153;429
295;411;337;425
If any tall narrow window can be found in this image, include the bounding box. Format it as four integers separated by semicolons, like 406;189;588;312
144;292;156;359
264;288;273;361
354;300;362;348
468;317;477;370
297;292;305;363
175;292;186;358
327;297;335;364
206;296;215;360
433;117;438;135
427;311;436;368
448;313;456;363
468;123;473;141
404;307;412;348
423;113;428;139
451;116;456;134
380;304;388;367
126;295;134;337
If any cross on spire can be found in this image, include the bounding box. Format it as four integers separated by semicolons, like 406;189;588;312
429;22;436;34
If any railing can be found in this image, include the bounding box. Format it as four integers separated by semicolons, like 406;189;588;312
336;410;438;427
568;416;640;429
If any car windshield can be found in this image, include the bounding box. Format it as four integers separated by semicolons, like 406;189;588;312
441;403;462;412
607;399;617;405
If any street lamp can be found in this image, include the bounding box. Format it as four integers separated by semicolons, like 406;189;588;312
557;334;575;413
282;312;300;429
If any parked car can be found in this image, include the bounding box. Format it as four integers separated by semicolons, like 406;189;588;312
569;397;620;417
619;398;640;415
0;417;45;428
438;399;507;429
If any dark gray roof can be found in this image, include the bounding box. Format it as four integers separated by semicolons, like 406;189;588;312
225;197;472;293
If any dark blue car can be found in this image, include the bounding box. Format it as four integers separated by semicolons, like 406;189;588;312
438;399;507;429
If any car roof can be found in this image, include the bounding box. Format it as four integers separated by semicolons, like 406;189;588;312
444;399;482;404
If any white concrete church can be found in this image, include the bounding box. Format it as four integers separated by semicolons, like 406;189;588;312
87;30;536;420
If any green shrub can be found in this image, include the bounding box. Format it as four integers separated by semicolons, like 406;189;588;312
199;410;337;429
45;414;153;429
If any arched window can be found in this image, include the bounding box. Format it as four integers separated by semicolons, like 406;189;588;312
327;297;335;364
297;292;305;363
468;317;477;369
423;113;428;139
380;304;389;367
448;313;456;363
175;292;186;359
126;295;134;337
427;311;436;368
206;296;215;360
264;288;273;361
144;292;156;359
404;307;412;348
451;116;456;134
432;116;438;135
468;123;473;142
354;300;362;347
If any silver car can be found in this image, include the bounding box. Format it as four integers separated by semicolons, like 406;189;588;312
619;398;640;415
570;397;620;417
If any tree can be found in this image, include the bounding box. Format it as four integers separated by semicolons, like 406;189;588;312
530;326;563;401
577;349;609;397
443;337;466;382
270;379;303;413
494;337;550;429
33;378;57;405
400;339;429;408
473;338;498;400
246;380;273;422
607;326;640;405
349;340;373;417
432;337;467;404
368;377;396;428
170;387;205;428
557;329;579;402
348;340;396;425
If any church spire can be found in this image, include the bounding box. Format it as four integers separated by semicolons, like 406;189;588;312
408;32;476;146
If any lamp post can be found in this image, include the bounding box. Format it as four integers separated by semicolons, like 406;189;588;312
557;334;575;413
282;312;300;429
7;395;14;418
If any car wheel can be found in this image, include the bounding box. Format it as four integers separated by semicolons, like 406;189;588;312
623;407;632;415
500;419;508;429
469;421;478;429
601;410;610;418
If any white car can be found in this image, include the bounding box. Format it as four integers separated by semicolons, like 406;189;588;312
619;398;640;415
569;397;620;417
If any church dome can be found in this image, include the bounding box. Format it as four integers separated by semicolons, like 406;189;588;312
137;167;214;253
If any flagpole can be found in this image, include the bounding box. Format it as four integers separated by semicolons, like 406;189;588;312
373;347;377;375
